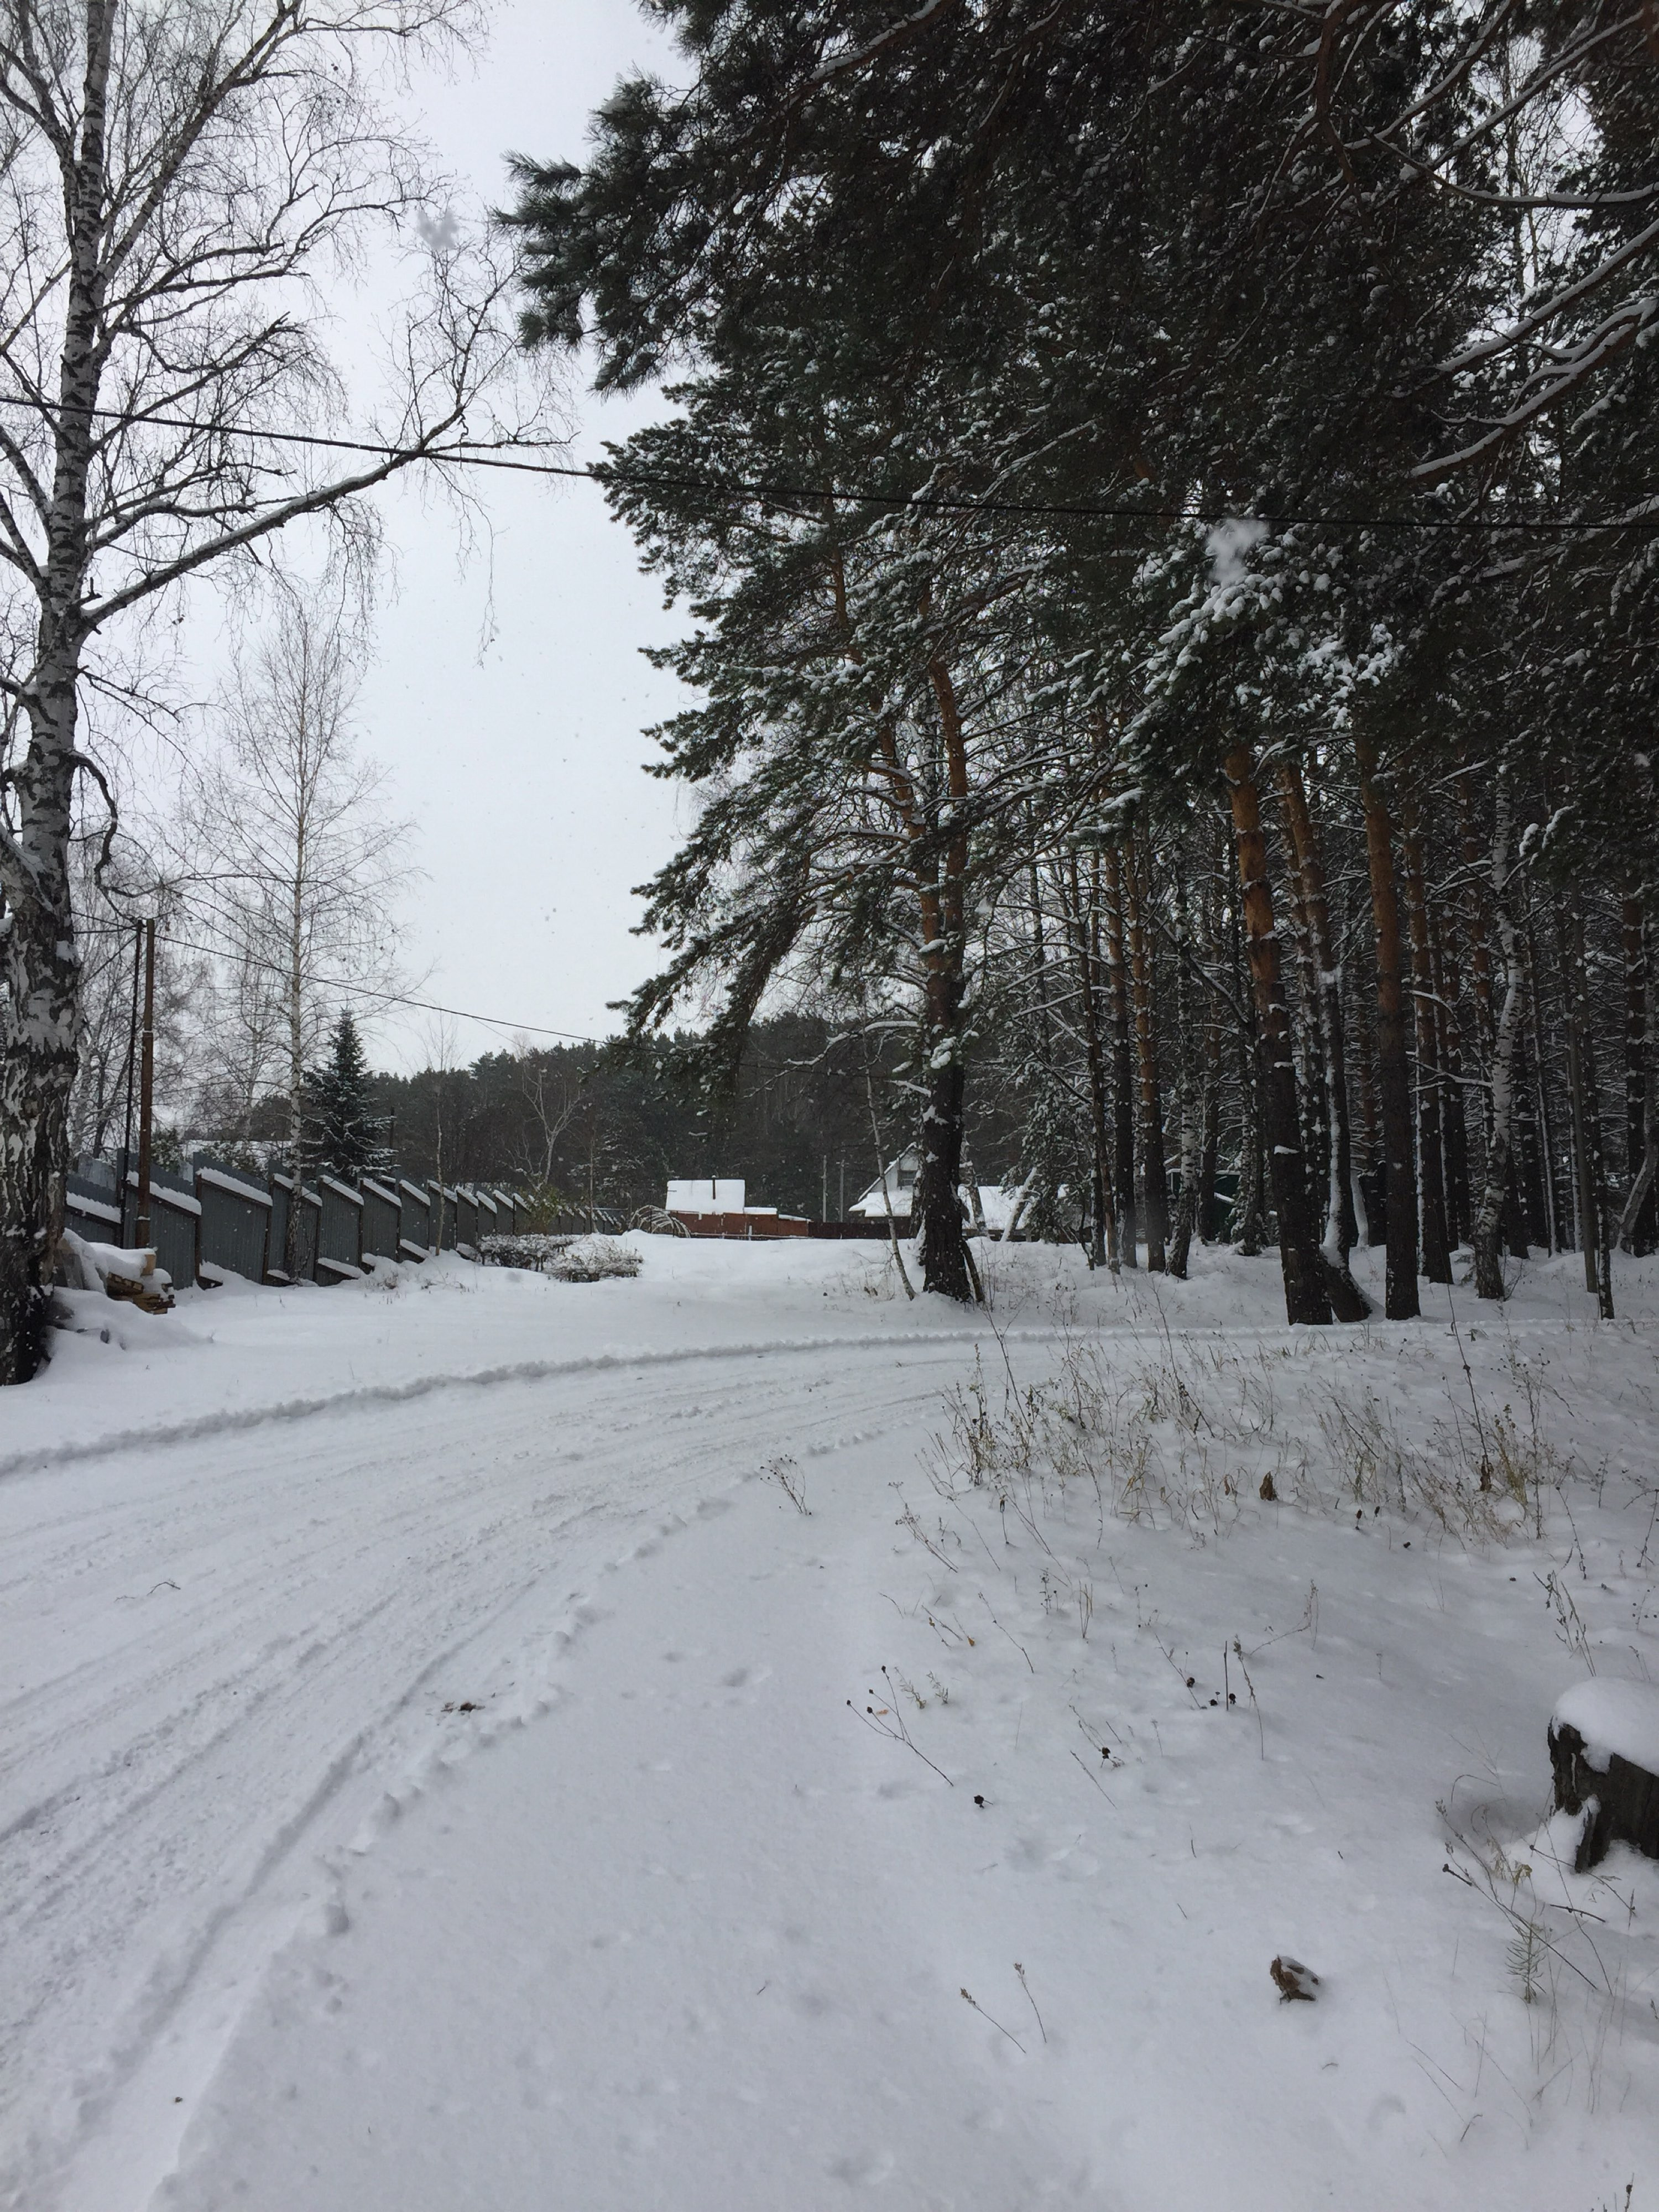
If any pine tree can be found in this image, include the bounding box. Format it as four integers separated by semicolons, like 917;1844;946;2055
506;0;1659;1322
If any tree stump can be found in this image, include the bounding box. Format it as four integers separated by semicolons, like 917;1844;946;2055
1548;1681;1659;1872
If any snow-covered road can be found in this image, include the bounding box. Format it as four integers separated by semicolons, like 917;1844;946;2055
7;1237;1659;2211
2;1248;1012;2210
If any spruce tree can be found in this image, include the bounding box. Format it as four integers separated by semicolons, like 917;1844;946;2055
301;1013;391;1184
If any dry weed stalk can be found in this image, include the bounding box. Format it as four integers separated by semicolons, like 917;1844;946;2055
924;1325;1580;1550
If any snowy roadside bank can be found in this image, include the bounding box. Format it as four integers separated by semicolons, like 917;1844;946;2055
6;1238;1658;2209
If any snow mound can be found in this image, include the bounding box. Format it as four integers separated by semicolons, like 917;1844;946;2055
1551;1677;1659;1775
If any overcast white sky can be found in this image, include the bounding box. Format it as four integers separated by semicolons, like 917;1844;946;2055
319;1;691;1071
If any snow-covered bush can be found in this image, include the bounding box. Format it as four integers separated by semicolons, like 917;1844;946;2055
480;1233;641;1282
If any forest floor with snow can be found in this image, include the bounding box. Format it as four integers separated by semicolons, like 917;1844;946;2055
3;1233;1657;2211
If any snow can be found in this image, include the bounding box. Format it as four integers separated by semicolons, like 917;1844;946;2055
666;1177;749;1213
194;1168;272;1209
5;1239;1659;2211
1553;1679;1659;1776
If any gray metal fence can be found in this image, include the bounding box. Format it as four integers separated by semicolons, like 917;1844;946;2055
316;1176;363;1281
360;1178;401;1265
195;1159;271;1282
65;1165;124;1248
399;1180;435;1259
268;1174;321;1284
67;1155;526;1290
119;1165;200;1289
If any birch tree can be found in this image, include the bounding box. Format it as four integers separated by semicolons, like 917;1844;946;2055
0;0;536;1382
178;587;413;1161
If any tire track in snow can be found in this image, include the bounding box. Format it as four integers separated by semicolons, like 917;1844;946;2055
0;1322;1071;1484
0;1337;981;2212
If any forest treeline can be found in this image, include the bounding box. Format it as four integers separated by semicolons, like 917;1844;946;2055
368;1017;1015;1221
495;0;1659;1317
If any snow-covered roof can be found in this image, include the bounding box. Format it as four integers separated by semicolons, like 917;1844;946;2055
667;1177;750;1214
848;1152;920;1218
849;1155;1025;1230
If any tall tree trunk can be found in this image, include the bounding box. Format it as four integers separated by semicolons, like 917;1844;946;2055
1434;931;1472;1248
1561;898;1614;1317
1345;905;1384;1244
0;693;79;1383
1167;869;1198;1279
1399;794;1451;1284
0;4;116;1383
1278;759;1359;1260
1459;765;1533;1257
1511;1007;1545;1254
915;1019;973;1300
1279;801;1327;1199
1124;823;1168;1271
1473;776;1524;1301
1355;733;1421;1319
1224;743;1332;1324
914;655;978;1303
1230;889;1266;1254
1102;842;1138;1266
1199;963;1223;1241
1063;857;1119;1270
1624;893;1658;1254
283;843;309;1280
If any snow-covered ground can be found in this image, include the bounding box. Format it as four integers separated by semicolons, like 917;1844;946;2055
4;1235;1657;2210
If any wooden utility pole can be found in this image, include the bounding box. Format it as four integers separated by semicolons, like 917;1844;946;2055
134;921;156;1249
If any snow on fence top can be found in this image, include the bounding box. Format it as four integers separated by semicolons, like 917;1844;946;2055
124;1168;200;1216
67;1156;526;1292
1552;1679;1659;1777
197;1166;273;1209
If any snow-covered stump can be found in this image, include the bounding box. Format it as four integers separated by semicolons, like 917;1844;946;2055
1548;1680;1659;1871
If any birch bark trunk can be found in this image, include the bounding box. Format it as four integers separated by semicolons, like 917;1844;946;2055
0;0;523;1380
1472;777;1525;1302
1355;733;1421;1319
0;3;114;1382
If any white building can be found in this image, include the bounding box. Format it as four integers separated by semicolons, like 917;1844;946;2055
849;1151;1026;1237
847;1151;920;1223
664;1177;780;1220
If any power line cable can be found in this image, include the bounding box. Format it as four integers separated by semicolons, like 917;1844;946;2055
77;919;607;1044
75;916;889;1082
24;404;1657;535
